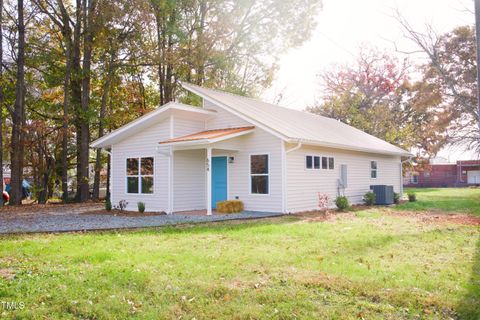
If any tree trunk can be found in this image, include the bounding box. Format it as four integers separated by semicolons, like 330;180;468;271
9;0;25;206
37;145;46;204
164;9;176;103
59;0;73;203
196;1;207;85
38;156;54;204
0;0;4;206
154;6;167;106
93;51;115;200
72;0;82;201
76;0;96;202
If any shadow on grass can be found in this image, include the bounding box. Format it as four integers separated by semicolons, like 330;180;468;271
457;235;480;319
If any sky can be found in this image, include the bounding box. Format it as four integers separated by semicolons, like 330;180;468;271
263;0;475;160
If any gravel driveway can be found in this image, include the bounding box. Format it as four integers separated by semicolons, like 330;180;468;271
0;206;283;234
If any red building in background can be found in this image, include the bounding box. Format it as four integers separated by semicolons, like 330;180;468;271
404;160;480;188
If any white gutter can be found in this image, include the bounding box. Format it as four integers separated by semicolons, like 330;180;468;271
286;138;412;157
286;141;302;154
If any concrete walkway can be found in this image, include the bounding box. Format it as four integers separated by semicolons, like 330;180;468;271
0;211;283;234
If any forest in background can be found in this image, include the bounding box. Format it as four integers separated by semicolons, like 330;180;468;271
0;0;321;205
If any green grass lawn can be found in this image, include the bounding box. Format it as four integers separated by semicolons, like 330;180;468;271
0;188;479;319
397;187;480;216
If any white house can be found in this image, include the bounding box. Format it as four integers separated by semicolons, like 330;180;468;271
91;83;412;214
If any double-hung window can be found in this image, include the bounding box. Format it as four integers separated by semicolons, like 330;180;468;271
370;161;377;179
126;157;154;194
250;154;269;194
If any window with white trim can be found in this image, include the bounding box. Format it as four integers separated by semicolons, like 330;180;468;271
250;154;269;194
306;155;334;170
306;155;313;169
306;155;321;169
322;156;335;169
370;161;377;179
126;157;154;194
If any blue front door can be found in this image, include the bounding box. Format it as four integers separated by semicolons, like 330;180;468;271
212;156;228;209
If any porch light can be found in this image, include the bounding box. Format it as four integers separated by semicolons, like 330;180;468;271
228;156;235;164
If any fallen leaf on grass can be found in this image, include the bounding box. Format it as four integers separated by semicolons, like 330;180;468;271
0;268;16;281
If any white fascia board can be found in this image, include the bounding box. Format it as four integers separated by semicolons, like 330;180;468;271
90;102;216;148
287;138;413;157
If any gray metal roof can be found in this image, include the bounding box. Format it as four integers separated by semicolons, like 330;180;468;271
182;83;412;157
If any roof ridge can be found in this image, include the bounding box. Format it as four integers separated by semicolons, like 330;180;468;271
182;82;337;122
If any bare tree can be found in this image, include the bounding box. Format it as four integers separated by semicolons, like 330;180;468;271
395;10;480;154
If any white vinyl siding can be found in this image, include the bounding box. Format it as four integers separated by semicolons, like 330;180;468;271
173;149;206;211
286;145;401;213
173;116;205;137
212;128;283;212
111;119;170;212
204;99;251;130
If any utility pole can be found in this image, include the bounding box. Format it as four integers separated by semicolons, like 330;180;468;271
475;0;480;150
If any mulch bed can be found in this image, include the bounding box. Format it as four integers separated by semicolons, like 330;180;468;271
0;202;102;217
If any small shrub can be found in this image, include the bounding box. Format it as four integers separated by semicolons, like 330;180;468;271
318;193;329;211
393;192;400;204
335;196;350;211
137;202;145;213
105;199;112;211
217;200;244;214
115;200;128;211
363;191;376;206
408;193;416;202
